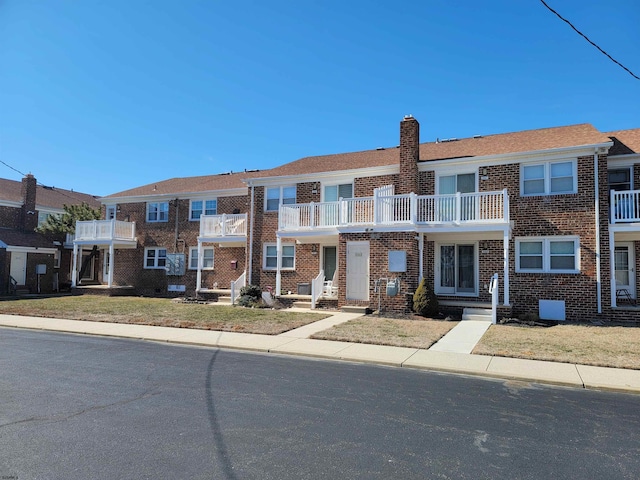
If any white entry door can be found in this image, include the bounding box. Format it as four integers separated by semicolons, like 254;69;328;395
10;251;27;285
346;241;369;301
614;243;636;298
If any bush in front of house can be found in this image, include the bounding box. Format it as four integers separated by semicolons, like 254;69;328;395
413;279;439;317
236;284;262;308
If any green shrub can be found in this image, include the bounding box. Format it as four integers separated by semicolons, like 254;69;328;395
237;294;258;308
413;279;439;317
240;284;261;300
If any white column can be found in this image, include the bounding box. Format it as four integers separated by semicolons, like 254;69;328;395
108;243;115;288
503;229;509;306
275;236;282;296
610;230;617;308
196;241;203;292
71;244;78;287
418;233;424;283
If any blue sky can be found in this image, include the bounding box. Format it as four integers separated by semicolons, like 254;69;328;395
1;1;638;197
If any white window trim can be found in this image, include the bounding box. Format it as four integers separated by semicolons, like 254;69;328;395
435;171;478;195
434;242;479;297
264;185;296;211
515;236;580;274
189;247;215;270
263;243;295;270
144;247;168;269
146;202;169;223
321;181;354;202
189;199;217;221
520;160;577;196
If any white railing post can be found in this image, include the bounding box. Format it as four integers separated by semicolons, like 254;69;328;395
489;273;499;325
503;188;509;222
310;202;315;228
410;193;418;225
455;192;462;224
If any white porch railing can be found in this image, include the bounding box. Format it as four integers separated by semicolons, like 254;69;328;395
279;190;509;231
230;270;246;305
311;270;325;309
611;190;640;223
200;214;248;238
74;220;136;242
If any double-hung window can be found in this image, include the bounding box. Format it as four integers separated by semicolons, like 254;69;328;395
147;202;169;222
144;248;167;269
190;199;217;221
189;247;214;270
263;243;295;270
265;186;296;211
516;237;579;273
521;161;576;196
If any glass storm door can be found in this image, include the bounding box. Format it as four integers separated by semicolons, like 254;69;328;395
439;244;476;295
615;243;636;298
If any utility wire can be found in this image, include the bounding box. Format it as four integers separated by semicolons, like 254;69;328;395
540;0;639;80
0;158;27;177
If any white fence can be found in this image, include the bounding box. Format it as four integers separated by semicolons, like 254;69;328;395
611;190;640;223
75;220;136;241
230;270;247;305
200;214;248;237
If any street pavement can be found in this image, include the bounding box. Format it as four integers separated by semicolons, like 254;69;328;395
0;311;639;393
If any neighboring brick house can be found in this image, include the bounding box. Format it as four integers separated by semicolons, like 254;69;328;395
72;172;262;297
0;174;100;294
80;116;639;323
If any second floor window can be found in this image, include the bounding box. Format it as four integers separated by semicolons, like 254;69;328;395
521;161;576;196
190;199;217;220
266;186;296;211
147;202;169;222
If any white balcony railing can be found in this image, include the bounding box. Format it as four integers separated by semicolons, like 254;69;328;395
74;220;136;242
611;190;640;223
279;190;509;231
200;213;248;238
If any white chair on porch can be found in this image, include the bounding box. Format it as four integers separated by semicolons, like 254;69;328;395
322;270;338;298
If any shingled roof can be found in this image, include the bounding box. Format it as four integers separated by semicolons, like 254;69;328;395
103;170;266;199
606;129;640;156
0;178;100;210
254;123;612;178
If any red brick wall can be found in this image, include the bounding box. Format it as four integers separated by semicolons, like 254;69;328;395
398;116;419;194
0;205;21;229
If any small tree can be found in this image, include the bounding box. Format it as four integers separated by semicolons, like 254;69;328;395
413;278;439;317
37;202;101;235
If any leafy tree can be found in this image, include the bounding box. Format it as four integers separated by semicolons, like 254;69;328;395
413;278;439;317
37;202;101;235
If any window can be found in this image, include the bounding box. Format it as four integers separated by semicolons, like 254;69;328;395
263;243;295;270
516;237;579;273
609;168;632;192
521;161;576;195
190;199;217;220
144;248;167;269
37;211;51;227
265;186;296;211
438;173;476;194
54;250;61;269
189;247;214;270
323;183;353;201
147;202;169;222
435;243;477;295
106;205;116;220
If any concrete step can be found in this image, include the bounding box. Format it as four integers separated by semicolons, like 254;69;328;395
292;301;312;309
462;313;492;321
217;296;233;305
464;307;492;316
462;307;493;322
341;305;369;314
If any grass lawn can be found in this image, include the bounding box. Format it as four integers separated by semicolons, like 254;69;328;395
0;296;330;335
312;316;457;350
474;324;640;370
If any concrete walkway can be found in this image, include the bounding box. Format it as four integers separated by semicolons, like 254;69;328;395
428;320;492;354
1;313;639;394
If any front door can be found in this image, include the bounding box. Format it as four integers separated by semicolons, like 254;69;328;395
346;241;369;301
614;242;636;298
323;246;337;284
437;244;477;295
10;251;27;285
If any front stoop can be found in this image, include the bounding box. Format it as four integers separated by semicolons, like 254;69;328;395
462;307;493;322
341;305;369;314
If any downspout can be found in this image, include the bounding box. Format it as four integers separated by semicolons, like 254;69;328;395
418;233;424;283
247;182;255;285
174;198;179;252
594;151;602;314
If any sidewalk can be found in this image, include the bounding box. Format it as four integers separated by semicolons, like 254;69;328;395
1;312;639;394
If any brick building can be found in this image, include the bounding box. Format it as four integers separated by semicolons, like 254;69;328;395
76;117;640;322
0;174;100;294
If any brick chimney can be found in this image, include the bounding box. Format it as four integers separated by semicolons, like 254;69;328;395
398;115;419;194
21;174;38;232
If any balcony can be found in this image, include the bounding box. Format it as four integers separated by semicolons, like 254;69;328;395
611;190;640;224
279;190;509;232
199;214;248;242
74;220;136;244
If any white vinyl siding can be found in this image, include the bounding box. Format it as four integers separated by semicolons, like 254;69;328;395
516;237;579;273
263;243;295;270
521;160;577;196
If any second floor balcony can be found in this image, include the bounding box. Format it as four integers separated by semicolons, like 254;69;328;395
279;189;509;232
199;213;248;239
74;219;137;243
611;190;640;224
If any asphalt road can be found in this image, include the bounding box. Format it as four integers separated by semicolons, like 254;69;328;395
1;328;639;480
